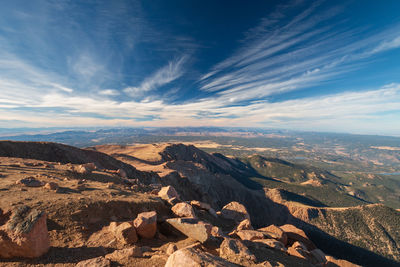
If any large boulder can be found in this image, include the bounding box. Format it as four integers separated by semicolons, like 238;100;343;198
165;218;212;243
220;202;250;222
279;224;316;250
158;186;180;201
133;211;157;239
219;238;256;262
0;206;50;258
171;202;196;218
257;225;287;245
165;247;237;267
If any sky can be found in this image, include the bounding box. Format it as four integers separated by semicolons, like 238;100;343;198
0;0;400;135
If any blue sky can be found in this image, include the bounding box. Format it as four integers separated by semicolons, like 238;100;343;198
1;0;400;135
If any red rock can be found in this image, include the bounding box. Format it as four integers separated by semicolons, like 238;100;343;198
158;186;179;201
44;182;59;190
219;238;256;262
114;222;138;244
279;224;316;250
0;206;50;258
133;211;157;239
220;201;250;222
258;225;287;245
171;202;196;218
236;230;265;241
211;226;224;238
165;218;212;243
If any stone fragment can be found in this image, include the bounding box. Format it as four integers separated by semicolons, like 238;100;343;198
236;230;265;241
279;224;316;250
16;177;43;187
257;225;287;245
133;211;157;239
220;201;250;222
219;238;256;262
0;206;50;258
105;246;142;260
75;165;91;174
76;256;111;267
171;202;196;218
44;182;59;190
165;247;237;267
114;222;138;244
158;186;179;201
165;218;212;243
211;226;224;238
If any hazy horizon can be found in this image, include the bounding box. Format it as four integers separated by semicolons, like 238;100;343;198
1;1;400;135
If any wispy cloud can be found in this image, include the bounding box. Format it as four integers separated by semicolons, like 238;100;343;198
124;55;188;97
99;89;120;96
198;3;400;104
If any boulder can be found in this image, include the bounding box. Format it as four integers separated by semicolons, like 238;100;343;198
171;202;196;218
165;218;212;243
16;177;43;187
76;256;111;267
105;246;142;260
158;186;180;201
113;222;138;244
0;206;50;258
236;230;265;241
190;200;212;211
44;182;59;190
133;211;157;239
220;201;250;222
219;238;256;262
257;225;287;245
279;224;316;250
236;219;253;231
166;243;178;255
165;247;237;267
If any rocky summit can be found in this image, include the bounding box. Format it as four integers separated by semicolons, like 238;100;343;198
0;141;398;266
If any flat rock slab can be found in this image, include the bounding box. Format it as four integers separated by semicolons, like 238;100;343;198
165;218;212;243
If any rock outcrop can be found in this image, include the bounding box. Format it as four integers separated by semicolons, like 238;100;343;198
0;206;50;258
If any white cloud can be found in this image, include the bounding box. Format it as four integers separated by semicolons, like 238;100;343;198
124;55;187;96
99;89;120;96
